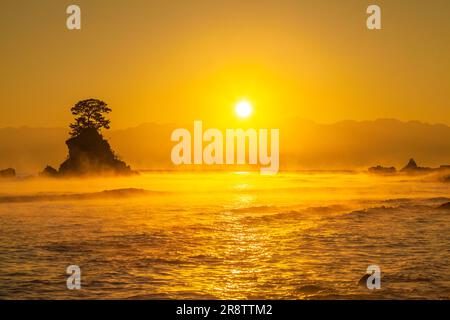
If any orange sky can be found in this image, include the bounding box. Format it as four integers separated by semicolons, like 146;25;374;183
0;0;449;129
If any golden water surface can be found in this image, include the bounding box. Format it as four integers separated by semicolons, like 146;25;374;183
0;172;449;299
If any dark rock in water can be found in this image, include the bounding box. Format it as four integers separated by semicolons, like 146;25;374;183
368;165;397;175
0;168;16;178
58;128;133;176
438;202;450;210
369;159;450;177
40;165;59;177
402;158;418;171
400;158;432;173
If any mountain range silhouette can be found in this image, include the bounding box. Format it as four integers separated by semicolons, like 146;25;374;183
1;119;450;173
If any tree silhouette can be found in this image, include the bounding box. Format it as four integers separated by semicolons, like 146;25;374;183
69;99;112;137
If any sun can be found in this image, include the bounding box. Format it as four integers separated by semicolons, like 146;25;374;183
235;100;253;118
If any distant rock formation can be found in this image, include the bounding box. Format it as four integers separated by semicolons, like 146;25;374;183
401;158;418;171
400;158;433;173
58;128;133;176
368;165;397;175
0;168;15;178
40;165;58;177
369;158;450;176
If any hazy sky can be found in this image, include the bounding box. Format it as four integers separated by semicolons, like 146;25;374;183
0;0;449;128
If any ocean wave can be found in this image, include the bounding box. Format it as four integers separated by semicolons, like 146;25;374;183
237;205;350;224
0;188;165;203
438;202;450;210
343;199;450;217
381;197;450;205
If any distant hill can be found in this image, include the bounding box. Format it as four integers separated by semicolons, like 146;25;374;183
1;119;450;174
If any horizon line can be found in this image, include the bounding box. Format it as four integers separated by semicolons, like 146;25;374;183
1;118;450;131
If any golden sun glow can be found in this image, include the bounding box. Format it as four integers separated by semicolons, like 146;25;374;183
235;100;253;118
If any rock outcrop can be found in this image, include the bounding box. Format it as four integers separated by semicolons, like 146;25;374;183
400;158;432;173
368;165;397;175
0;168;16;178
369;158;450;176
58;128;133;176
40;165;59;177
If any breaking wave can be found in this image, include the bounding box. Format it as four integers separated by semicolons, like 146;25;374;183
0;188;165;203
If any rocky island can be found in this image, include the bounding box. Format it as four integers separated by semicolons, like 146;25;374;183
41;99;134;177
0;168;16;178
369;158;450;177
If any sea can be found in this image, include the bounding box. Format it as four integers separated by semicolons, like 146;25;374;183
0;172;449;299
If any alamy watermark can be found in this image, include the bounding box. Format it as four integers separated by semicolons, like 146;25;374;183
171;121;280;174
66;265;81;290
66;5;81;30
66;4;381;31
365;265;381;290
367;5;382;30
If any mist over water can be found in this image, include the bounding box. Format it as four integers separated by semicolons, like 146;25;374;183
0;172;449;299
